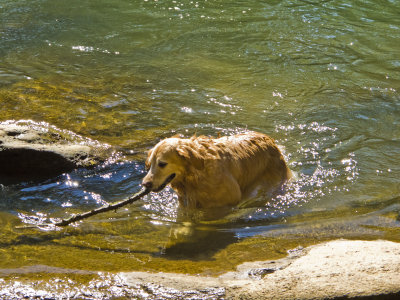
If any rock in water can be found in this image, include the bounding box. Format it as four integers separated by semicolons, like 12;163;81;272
0;120;116;184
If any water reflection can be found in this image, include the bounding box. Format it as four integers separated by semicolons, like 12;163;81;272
161;224;237;260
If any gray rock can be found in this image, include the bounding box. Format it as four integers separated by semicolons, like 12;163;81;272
0;120;116;183
119;240;400;300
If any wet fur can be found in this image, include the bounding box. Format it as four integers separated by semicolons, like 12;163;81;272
142;131;291;209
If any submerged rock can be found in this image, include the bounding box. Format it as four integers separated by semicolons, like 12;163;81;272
0;120;117;184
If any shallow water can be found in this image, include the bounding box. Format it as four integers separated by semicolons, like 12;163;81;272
1;0;400;289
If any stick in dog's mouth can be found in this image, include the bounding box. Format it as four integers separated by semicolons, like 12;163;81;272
153;173;176;192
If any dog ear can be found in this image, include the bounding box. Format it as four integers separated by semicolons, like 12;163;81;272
176;144;204;170
145;148;154;170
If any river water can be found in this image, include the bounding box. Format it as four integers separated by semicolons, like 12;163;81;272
1;0;400;289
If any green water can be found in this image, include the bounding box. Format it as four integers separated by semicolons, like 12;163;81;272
1;0;400;296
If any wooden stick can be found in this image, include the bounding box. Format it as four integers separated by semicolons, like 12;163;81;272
52;187;150;227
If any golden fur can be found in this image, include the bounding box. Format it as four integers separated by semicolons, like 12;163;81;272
142;131;291;208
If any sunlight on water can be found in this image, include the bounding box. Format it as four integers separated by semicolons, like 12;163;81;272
143;188;179;223
0;1;400;292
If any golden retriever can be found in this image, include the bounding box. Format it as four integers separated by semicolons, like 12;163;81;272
142;131;291;209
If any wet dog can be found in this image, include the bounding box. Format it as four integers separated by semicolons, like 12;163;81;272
142;131;291;209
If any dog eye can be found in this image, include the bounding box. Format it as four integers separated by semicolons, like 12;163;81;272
158;161;168;168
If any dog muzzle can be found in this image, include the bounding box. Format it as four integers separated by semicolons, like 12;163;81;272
154;173;176;192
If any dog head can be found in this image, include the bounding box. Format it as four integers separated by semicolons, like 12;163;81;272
142;137;205;192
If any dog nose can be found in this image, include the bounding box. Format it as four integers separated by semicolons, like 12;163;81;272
142;181;153;190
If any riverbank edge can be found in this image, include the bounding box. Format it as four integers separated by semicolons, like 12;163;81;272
1;239;400;299
119;239;400;299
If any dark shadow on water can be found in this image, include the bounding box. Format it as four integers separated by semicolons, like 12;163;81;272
159;224;238;261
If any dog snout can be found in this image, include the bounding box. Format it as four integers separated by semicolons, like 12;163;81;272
142;180;153;190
